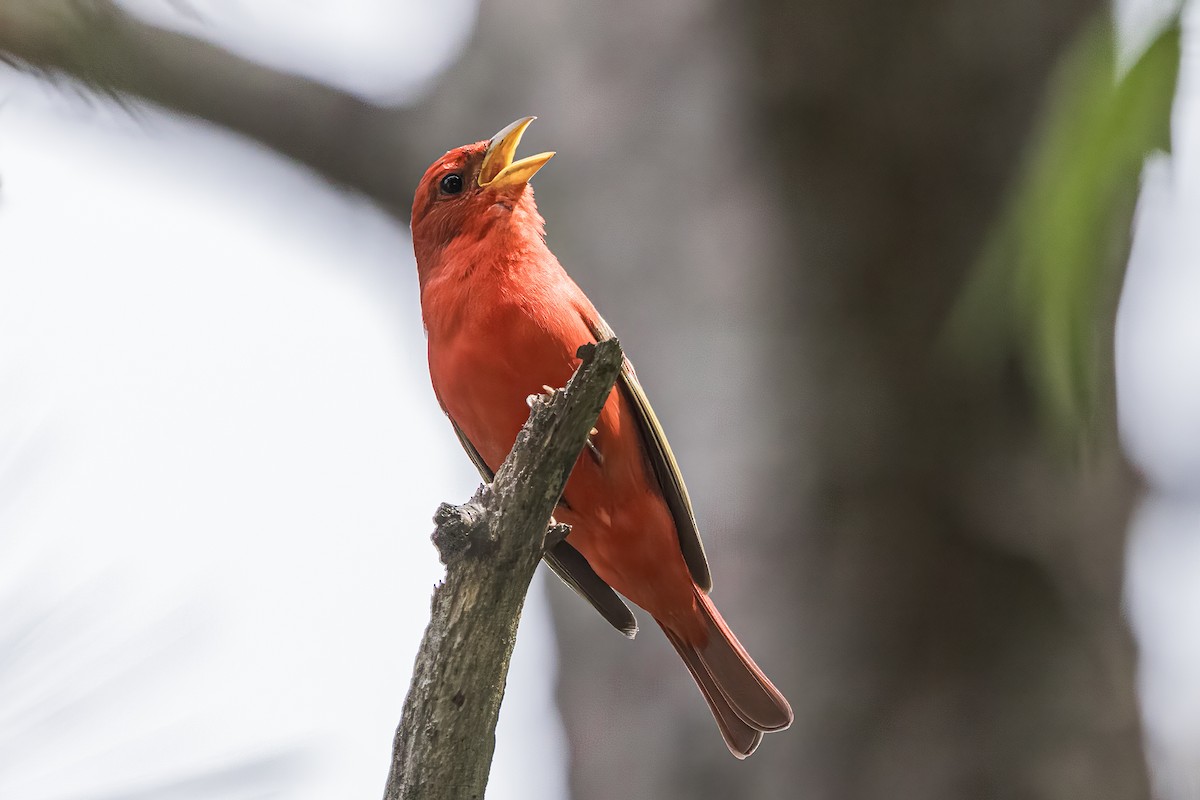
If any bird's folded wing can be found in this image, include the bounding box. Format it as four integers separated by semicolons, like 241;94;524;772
450;419;495;483
543;541;638;638
583;314;713;593
449;419;639;637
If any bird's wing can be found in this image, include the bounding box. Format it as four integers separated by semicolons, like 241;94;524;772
448;417;639;637
543;541;638;638
449;419;495;483
583;314;713;592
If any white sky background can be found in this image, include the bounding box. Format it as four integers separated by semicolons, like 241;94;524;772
1118;1;1200;797
0;1;568;799
118;0;478;102
3;0;1200;798
1118;3;1200;796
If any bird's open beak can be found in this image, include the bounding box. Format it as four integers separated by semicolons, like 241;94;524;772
478;117;555;190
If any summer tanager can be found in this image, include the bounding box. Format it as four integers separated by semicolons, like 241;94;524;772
411;118;792;757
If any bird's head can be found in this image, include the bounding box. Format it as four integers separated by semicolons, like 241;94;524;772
410;117;555;285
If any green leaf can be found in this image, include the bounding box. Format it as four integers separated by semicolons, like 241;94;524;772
947;12;1181;450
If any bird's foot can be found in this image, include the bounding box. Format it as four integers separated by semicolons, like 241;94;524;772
526;386;603;464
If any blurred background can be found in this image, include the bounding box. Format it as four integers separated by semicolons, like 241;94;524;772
1;0;1197;798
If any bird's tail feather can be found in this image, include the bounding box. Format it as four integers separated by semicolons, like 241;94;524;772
659;588;793;757
661;625;764;758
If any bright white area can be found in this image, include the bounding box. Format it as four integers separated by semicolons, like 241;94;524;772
0;17;566;799
116;0;478;101
1118;1;1200;797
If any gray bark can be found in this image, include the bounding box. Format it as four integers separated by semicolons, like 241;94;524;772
382;340;622;800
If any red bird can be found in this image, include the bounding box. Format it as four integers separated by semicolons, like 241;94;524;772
411;118;792;757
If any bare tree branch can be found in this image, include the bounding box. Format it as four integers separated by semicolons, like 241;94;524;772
0;0;423;209
382;338;623;800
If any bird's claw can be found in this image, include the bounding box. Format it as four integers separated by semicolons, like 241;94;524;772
524;384;601;463
526;384;560;408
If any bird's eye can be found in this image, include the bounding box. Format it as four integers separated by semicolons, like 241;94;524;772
440;173;464;195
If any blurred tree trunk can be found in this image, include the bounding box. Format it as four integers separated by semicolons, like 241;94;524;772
732;0;1149;797
418;0;1149;798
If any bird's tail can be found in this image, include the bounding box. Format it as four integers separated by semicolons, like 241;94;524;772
659;587;793;758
